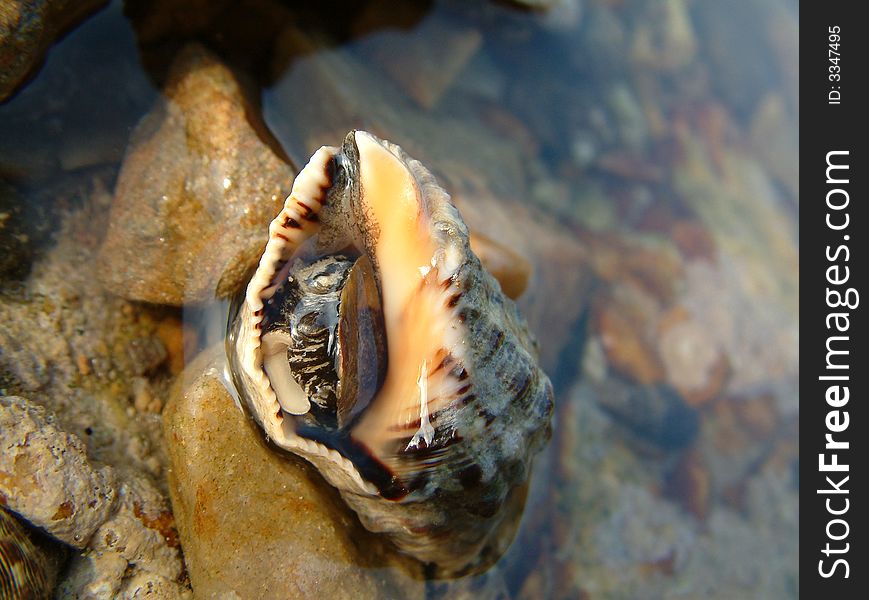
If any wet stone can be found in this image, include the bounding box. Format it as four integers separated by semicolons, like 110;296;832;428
356;13;483;109
0;395;117;548
0;179;51;280
657;306;729;407
594;377;699;451
97;43;296;305
163;347;425;600
56;472;187;599
0;0;108;101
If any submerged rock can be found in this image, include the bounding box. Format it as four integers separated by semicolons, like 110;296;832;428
55;472;187;599
163;348;425;599
0;395;117;548
1;396;187;598
97;43;296;305
356;13;482;109
0;0;107;101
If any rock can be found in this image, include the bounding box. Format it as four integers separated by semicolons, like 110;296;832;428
97;43;296;305
0;396;117;548
665;450;711;519
356;13;482;109
0;395;185;598
0;176;171;478
469;232;531;300
595;301;664;386
0;178;189;594
0;0;107;101
668;219;717;262
629;0;697;73
57;472;187;599
591;278;666;387
163;348;425;599
657;306;729;407
594;377;699;451
0;179;51;279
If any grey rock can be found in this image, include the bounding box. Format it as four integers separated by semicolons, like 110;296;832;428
0;395;117;548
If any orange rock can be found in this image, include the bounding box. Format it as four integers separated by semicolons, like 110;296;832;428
595;299;664;385
155;316;187;376
163;348;424;599
98;44;295;305
470;232;531;300
657;306;729;407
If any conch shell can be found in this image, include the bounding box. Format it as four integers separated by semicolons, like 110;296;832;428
227;131;552;576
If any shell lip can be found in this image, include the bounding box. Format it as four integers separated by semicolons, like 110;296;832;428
231;130;482;501
293;422;410;500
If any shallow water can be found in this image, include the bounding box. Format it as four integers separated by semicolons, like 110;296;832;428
1;0;798;598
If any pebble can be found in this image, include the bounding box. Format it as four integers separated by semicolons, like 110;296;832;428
357;13;483;109
0;396;117;548
163;348;425;599
0;0;107;100
97;43;296;305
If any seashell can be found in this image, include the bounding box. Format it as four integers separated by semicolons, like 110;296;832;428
226;131;553;576
1;506;63;600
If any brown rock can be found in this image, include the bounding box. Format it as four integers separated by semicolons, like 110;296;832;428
470;231;531;300
588;234;683;304
0;0;107;101
731;394;779;441
593;288;664;386
163;348;424;599
97;43;295;305
669;219;717;262
357;13;482;109
155;315;187;376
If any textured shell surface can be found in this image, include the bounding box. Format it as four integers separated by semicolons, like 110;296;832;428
1;507;55;600
226;130;553;576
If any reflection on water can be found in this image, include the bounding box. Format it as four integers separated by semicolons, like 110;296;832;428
0;0;798;597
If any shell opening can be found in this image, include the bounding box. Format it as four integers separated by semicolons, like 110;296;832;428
236;131;479;498
261;330;310;415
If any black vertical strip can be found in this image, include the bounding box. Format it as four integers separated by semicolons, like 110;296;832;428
801;4;867;595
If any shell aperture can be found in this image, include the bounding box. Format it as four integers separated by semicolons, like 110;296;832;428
227;131;553;575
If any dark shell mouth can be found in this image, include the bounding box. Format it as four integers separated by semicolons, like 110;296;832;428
256;247;420;498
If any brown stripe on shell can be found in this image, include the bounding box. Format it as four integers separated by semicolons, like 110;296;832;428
297;202;314;218
281;216;302;229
